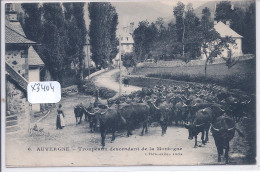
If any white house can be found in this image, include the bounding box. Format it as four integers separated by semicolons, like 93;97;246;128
202;21;243;59
120;34;134;54
113;34;134;67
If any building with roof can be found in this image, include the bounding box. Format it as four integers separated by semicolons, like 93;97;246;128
202;21;243;60
113;26;135;66
120;35;134;54
5;3;44;133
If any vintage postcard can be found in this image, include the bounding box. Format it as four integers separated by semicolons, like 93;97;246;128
1;0;258;169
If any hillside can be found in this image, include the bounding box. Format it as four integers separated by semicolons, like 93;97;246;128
194;0;255;19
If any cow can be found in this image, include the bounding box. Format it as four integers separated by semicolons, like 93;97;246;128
74;103;86;125
147;100;170;136
98;104;124;147
85;107;101;132
174;101;189;126
98;101;150;147
184;107;213;148
120;101;151;137
211;114;244;164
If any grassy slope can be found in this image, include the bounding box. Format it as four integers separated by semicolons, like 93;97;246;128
133;59;256;94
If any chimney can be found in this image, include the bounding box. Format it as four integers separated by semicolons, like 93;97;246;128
214;21;218;25
226;20;230;27
5;3;18;22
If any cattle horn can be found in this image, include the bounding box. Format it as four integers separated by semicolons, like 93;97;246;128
195;123;205;127
227;127;235;131
219;106;225;112
211;124;220;132
151;102;160;110
100;110;108;115
87;111;95;115
192;103;198;107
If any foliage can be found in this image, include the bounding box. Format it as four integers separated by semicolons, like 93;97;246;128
88;2;119;69
214;1;255;54
173;2;185;42
200;29;235;75
215;1;233;23
183;5;201;59
243;3;255;54
21;3;87;87
63;3;87;85
83;80;116;99
98;87;117;99
122;53;137;69
201;7;213;33
133;20;158;62
21;4;43;42
41;3;67;83
222;52;239;69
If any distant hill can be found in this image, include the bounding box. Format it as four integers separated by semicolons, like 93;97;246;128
112;1;174;32
194;0;255;19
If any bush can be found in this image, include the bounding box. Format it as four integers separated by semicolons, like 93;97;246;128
83;80;97;96
83;80;116;99
98;87;117;99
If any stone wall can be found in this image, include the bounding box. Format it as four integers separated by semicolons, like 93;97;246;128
6;47;28;79
6;79;29;133
6;46;30;133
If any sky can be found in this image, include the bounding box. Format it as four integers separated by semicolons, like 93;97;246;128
84;0;208;33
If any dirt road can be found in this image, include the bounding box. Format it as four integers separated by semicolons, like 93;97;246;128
93;68;142;97
6;93;247;167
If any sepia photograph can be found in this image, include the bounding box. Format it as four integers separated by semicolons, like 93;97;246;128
2;0;257;168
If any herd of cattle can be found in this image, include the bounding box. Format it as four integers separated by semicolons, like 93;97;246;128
74;83;254;164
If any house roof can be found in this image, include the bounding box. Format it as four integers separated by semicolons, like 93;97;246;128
121;35;134;44
5;20;36;44
214;21;243;38
28;46;44;66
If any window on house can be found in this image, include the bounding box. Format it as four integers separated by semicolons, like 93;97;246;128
6;4;14;12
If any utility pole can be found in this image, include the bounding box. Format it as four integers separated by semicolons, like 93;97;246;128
182;8;186;57
119;35;122;97
86;35;90;80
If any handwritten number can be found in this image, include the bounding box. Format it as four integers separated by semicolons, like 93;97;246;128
50;83;54;92
41;84;46;92
36;83;40;92
30;83;56;93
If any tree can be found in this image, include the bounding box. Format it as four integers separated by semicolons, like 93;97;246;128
230;7;245;36
133;20;149;62
63;3;87;83
88;2;118;69
243;3;255;54
222;50;239;69
109;13;119;64
200;30;235;75
183;4;201;60
173;2;185;42
122;53;137;70
132;21;158;62
41;3;67;82
21;3;43;42
201;7;213;32
173;2;185;56
215;1;233;23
